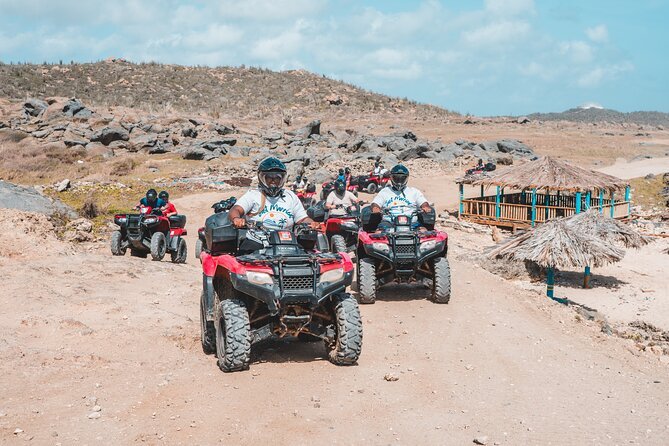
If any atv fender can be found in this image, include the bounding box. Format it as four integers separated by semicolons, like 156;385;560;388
202;274;215;319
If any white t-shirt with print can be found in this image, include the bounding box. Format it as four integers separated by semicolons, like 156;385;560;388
326;190;357;216
236;188;308;230
372;186;428;220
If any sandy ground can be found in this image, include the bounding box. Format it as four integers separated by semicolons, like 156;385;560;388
1;183;669;445
596;157;669;179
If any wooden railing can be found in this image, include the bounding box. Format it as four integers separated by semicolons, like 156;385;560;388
462;198;630;225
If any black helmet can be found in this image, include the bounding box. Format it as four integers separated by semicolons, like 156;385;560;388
338;168;344;175
295;175;302;182
334;179;346;194
158;190;169;201
390;164;409;191
374;160;380;166
345;167;350;174
258;157;287;198
146;189;158;202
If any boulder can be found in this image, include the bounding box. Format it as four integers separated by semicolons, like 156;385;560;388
496;139;535;157
200;138;236;150
516;116;531;124
291;120;321;138
397;144;430;161
182;147;209;160
90;127;129;146
389;130;417;141
181;127;198;138
56;179;71;192
24;99;49;117
0;181;76;217
62;99;93;118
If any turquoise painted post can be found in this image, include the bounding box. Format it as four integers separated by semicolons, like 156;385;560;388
584;266;591;289
610;191;615;218
531;188;537;226
459;183;464;217
625;185;631;216
575;191;582;214
547;267;555;298
495;186;501;220
544;189;550;221
585;191;591;210
599;190;604;214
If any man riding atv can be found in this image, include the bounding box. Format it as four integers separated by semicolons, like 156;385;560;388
228;157;320;231
370;164;431;231
158;191;178;217
326;179;360;217
139;188;166;210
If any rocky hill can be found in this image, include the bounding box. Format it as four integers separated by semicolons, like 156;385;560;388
526;107;669;127
0;60;454;120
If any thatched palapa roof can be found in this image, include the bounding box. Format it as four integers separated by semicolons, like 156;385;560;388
566;209;651;248
468;157;627;192
488;218;624;269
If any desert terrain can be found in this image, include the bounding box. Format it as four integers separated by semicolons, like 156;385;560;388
1;62;669;445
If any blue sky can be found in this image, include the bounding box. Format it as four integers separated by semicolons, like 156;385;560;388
0;0;667;116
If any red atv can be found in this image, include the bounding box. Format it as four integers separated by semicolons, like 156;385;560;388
356;208;451;304
355;171;390;194
199;215;362;372
110;205;188;262
307;201;361;254
320;180;358;201
195;197;237;261
295;184;318;209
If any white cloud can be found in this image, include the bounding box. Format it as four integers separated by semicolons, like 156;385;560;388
559;40;593;64
485;0;535;17
464;20;531;47
218;0;326;21
250;26;306;61
586;24;608;43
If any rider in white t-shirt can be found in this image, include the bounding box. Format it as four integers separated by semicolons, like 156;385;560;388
326;179;359;217
371;164;432;230
228;157;318;231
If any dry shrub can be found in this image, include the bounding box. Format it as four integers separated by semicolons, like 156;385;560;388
110;158;137;177
0;128;30;143
81;194;99;218
45;145;87;164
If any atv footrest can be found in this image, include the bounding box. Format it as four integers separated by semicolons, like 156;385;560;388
281;314;311;325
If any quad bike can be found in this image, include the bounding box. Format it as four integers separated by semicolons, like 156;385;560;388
465;162;496;176
294;184;318;209
110;205;188;262
195;197;236;261
356;207;450;304
320;180;358;201
199;215;362;372
308;201;361;254
355;171;390;194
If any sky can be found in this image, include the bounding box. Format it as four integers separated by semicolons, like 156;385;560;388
0;0;667;116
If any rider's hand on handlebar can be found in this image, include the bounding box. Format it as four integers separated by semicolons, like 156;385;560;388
232;217;247;228
309;221;321;230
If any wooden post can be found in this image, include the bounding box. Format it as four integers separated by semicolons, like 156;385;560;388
599;189;604;214
583;266;591;289
585;191;591;210
625;185;631;216
531;188;537;226
480;184;484;198
458;183;464;217
547;267;555;298
575;191;582;214
610;191;615;218
495;186;501;220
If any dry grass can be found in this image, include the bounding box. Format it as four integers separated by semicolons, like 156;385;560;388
629;175;666;209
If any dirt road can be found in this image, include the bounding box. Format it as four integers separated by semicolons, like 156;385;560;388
597;156;669;179
1;191;668;445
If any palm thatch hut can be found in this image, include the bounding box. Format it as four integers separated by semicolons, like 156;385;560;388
457;157;631;230
488;217;625;298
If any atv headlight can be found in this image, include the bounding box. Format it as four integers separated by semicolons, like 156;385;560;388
246;271;274;285
419;240;443;254
372;242;390;254
143;217;158;224
320;267;344;283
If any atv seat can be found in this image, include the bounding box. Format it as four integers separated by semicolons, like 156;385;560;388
169;214;187;228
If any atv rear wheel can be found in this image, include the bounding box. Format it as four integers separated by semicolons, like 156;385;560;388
331;234;347;254
357;257;377;304
170;238;187;263
200;290;216;354
110;231;126;256
366;183;378;194
328;293;362;365
215;298;251;372
150;232;167;261
195;239;203;261
430;257;451;304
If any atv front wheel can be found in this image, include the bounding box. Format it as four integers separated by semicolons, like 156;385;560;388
215;298;251;372
200;290;216;354
110;231;126;256
366;183;378;194
430;257;451;304
328;293;362;365
171;238;187;263
331;234;347;254
195;239;203;261
357;257;377;304
150;232;167;261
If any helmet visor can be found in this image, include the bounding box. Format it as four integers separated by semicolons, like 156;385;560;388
259;171;286;189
